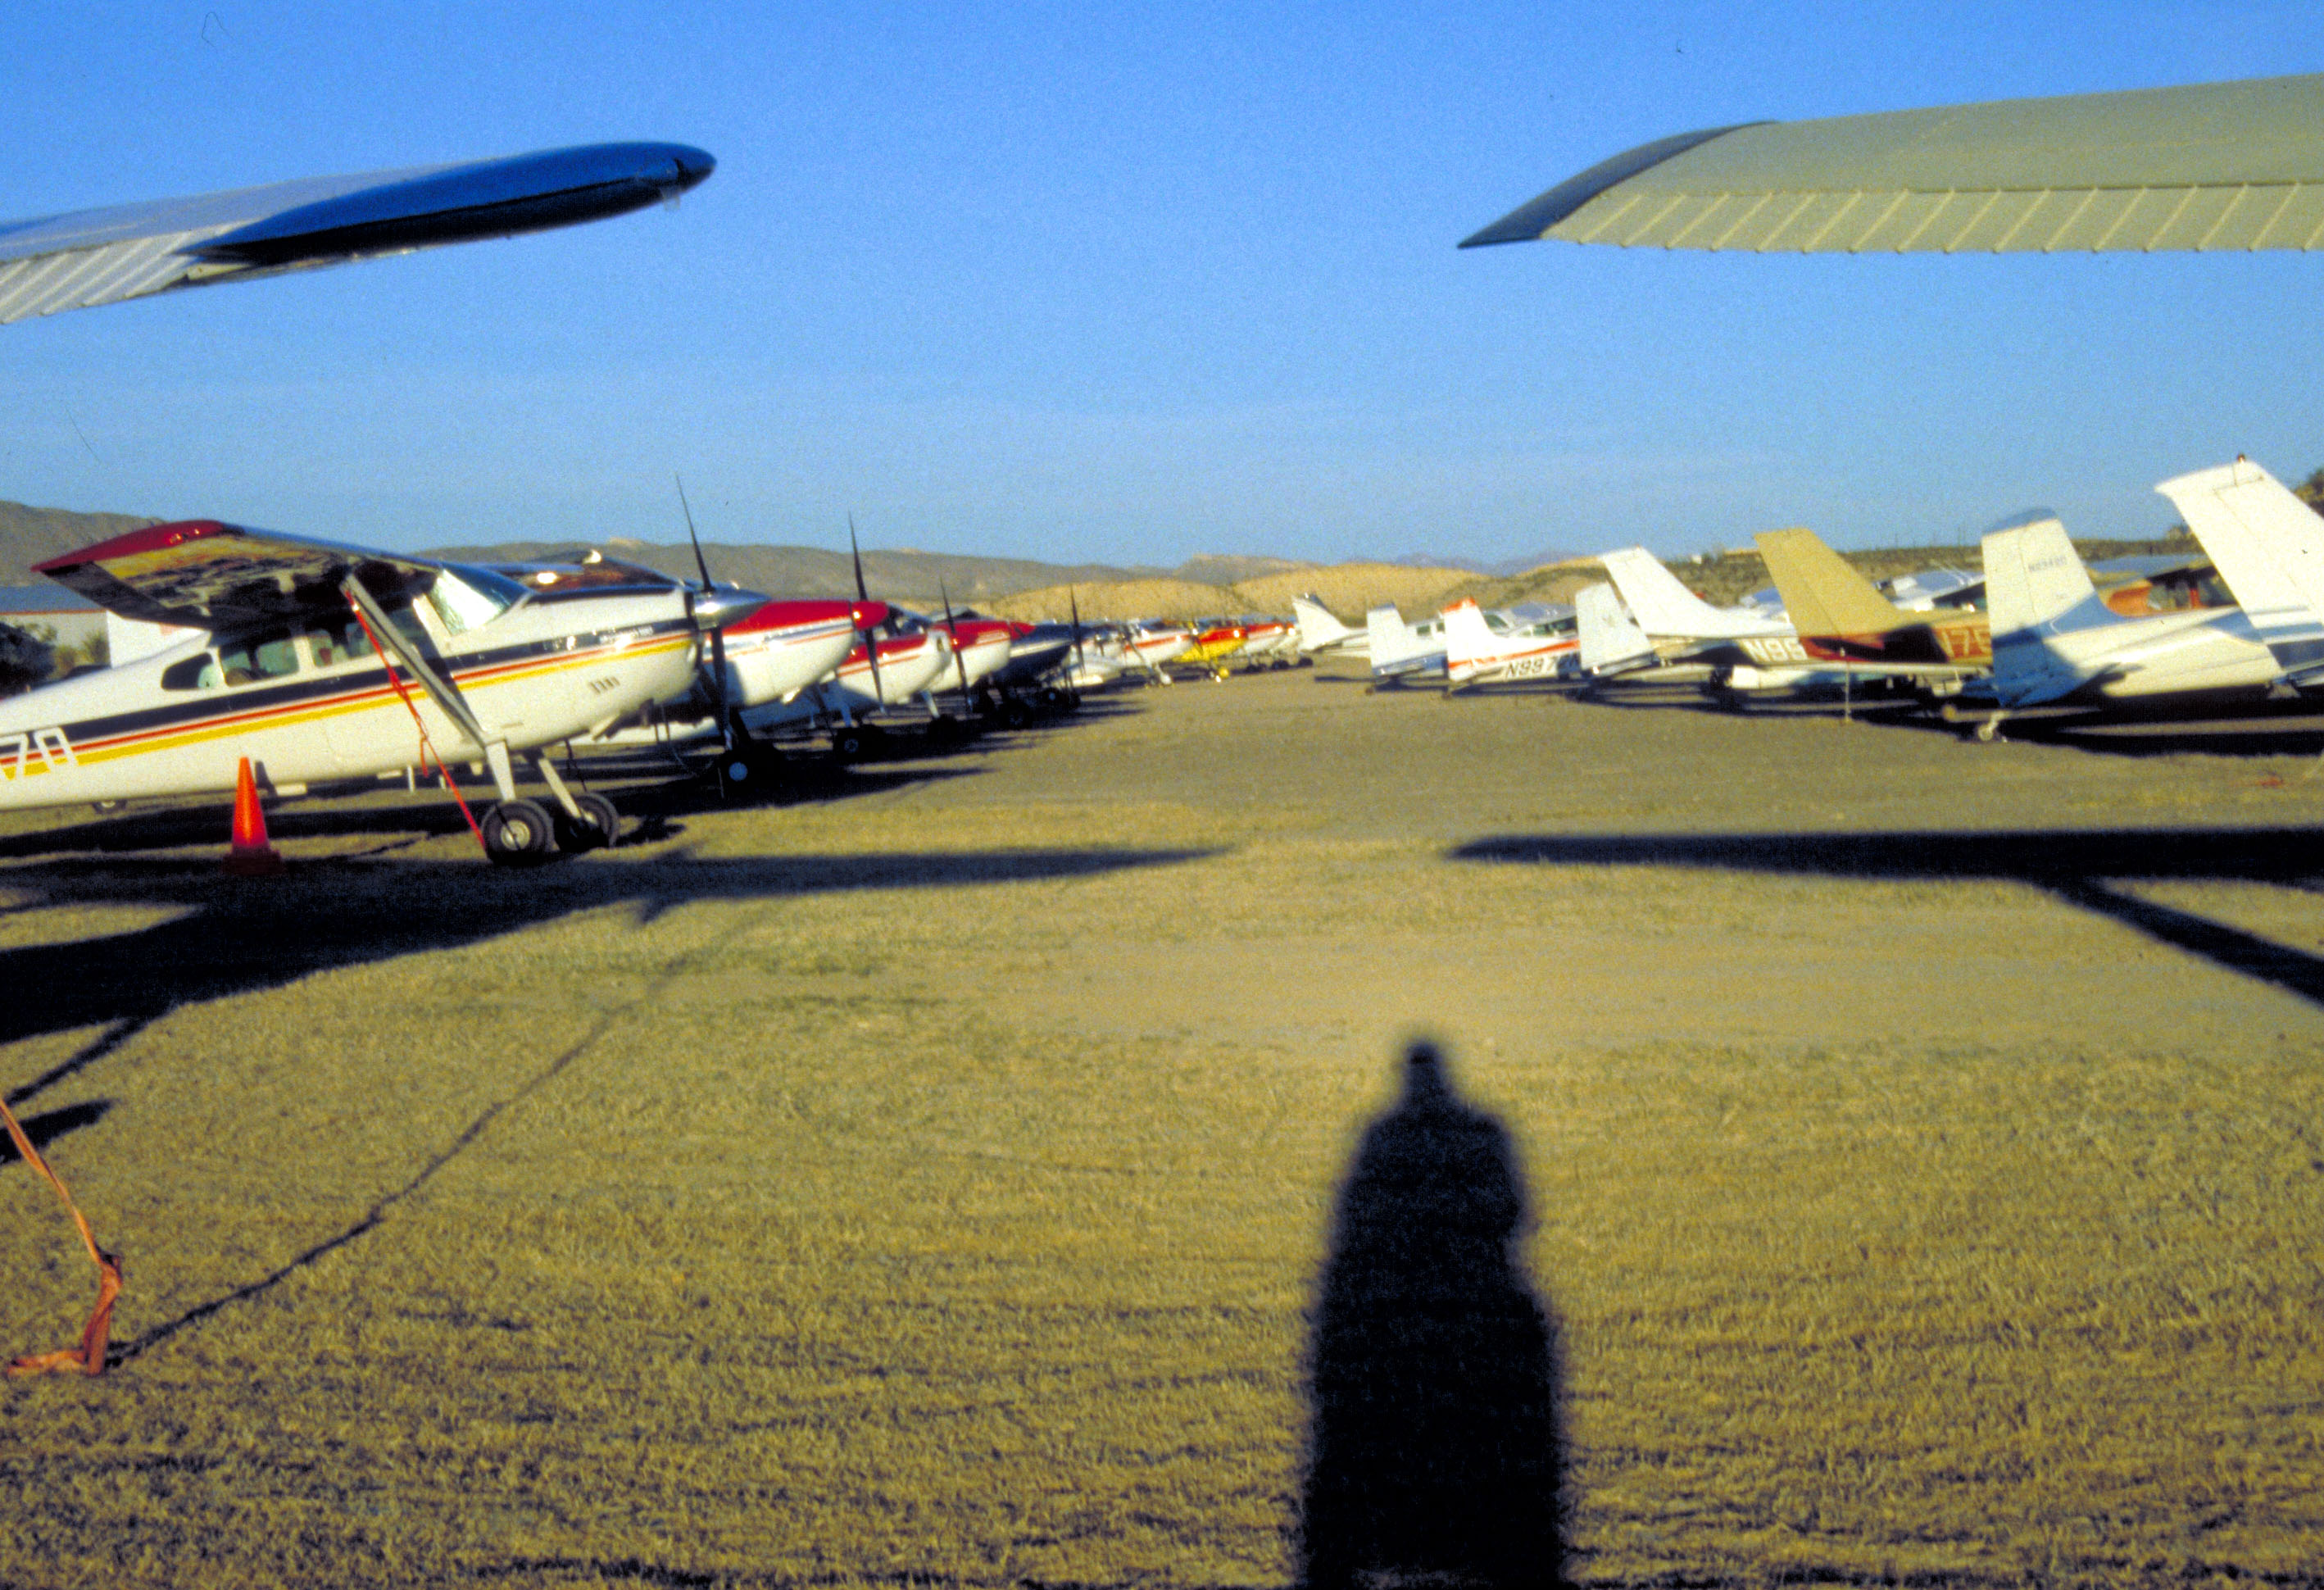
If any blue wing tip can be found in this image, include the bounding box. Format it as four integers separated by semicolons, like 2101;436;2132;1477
1459;122;1763;248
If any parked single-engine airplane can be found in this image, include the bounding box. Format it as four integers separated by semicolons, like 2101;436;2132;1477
1441;598;1578;688
1;521;764;862
1966;512;2276;734
2;142;715;324
1755;527;1991;677
2157;457;2324;693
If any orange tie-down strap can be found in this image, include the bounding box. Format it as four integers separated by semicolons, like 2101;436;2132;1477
0;1097;121;1379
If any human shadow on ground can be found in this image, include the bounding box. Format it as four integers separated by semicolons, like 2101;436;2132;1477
1302;1041;1564;1590
1454;826;2324;1010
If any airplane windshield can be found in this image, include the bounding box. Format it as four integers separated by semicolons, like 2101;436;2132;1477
425;565;525;634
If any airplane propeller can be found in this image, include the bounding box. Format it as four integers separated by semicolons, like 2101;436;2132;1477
676;474;736;792
848;515;887;708
940;578;974;697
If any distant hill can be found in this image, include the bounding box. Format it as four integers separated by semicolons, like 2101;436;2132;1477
1387;547;1582;578
423;538;1171;606
0;500;161;582
997;561;1477;623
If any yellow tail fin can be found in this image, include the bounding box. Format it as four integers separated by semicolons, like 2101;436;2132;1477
1754;528;1904;636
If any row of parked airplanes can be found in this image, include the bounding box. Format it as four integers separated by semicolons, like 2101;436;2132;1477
1282;457;2324;744
0;453;2309;865
0;511;1287;865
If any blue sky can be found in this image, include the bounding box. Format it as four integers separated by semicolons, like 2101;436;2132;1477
5;2;2323;566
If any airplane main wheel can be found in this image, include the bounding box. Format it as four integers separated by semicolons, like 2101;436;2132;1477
830;725;876;761
1001;697;1033;729
553;792;621;852
482;798;556;865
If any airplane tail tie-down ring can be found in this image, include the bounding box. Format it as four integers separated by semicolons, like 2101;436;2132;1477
1;1097;122;1379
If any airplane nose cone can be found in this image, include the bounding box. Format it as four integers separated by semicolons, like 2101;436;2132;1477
694;586;770;628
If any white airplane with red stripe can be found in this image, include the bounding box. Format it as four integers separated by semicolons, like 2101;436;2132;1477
1441;598;1578;688
737;625;952;738
0;520;764;863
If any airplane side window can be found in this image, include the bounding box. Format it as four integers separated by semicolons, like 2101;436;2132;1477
309;618;379;666
215;628;301;687
159;654;211;691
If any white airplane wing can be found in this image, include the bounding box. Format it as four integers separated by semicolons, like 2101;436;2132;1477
1464;73;2324;253
0;142;712;324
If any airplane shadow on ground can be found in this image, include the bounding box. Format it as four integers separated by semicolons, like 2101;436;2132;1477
0;764;989;861
0;843;1218;1365
0;843;1219;1084
1303;1041;1565;1590
1453;826;2324;1010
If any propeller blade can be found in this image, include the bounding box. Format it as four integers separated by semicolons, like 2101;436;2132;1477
675;475;735;778
942;578;972;694
677;473;714;591
848;516;884;704
1069;588;1086;675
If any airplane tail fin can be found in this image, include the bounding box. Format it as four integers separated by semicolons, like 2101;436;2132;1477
1365;603;1416;666
2157;457;2324;679
1292;593;1359;653
1982;515;2111;638
1441;598;1495;683
1576;582;1654;675
1754;528;1904;637
1600;547;1781;638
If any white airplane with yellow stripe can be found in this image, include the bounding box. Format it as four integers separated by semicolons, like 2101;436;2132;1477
1;519;764;863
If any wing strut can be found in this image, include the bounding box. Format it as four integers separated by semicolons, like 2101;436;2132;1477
341;578;492;847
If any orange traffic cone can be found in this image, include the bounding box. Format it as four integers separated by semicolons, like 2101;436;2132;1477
222;756;285;876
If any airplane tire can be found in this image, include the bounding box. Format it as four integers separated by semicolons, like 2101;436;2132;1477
553;792;621;852
1001;698;1032;729
482;798;556;865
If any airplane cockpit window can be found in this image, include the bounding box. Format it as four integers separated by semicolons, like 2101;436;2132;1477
424;565;525;634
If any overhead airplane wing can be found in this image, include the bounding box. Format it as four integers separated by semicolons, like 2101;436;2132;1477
34;520;442;630
1463;73;2324;252
0;141;713;324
